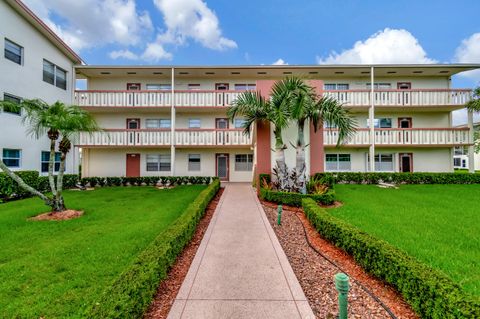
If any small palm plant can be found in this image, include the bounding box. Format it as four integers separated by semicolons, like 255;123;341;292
0;99;98;212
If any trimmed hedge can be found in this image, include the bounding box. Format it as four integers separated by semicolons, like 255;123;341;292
314;172;480;184
80;176;214;188
85;179;221;318
0;171;39;201
302;198;480;319
259;187;335;207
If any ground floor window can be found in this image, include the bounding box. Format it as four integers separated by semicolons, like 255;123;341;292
367;153;394;171
41;151;61;172
146;154;170;171
2;149;21;167
235;154;253;171
188;154;201;171
325;154;351;171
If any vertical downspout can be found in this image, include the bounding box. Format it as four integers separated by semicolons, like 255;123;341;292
369;66;375;172
170;68;176;176
468;108;475;173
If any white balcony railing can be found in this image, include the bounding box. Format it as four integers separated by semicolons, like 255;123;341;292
78;129;252;147
324;128;472;146
323;89;471;107
174;90;242;107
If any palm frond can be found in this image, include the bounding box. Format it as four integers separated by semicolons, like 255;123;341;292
316;96;357;146
466;87;480;113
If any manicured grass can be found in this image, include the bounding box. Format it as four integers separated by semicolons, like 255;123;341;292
330;184;480;296
0;185;206;318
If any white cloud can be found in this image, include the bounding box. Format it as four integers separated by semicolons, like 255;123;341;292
150;0;237;51
24;0;153;51
141;41;173;62
452;109;480;126
454;33;480;82
317;28;436;64
109;49;139;60
272;58;288;65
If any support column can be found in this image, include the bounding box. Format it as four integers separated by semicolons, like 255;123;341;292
369;66;375;172
170;67;176;176
468;109;475;173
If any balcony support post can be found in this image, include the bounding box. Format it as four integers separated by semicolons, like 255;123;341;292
170;67;176;176
468;109;475;173
369;66;375;172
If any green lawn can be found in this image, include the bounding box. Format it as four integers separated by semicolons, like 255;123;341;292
330;184;480;296
0;185;206;318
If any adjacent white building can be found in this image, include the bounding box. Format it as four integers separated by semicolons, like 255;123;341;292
0;0;82;174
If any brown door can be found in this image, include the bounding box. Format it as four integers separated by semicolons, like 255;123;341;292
126;153;141;177
127;83;141;106
398;117;412;128
215;118;229;129
127;83;141;90
397;82;411;89
216;153;229;181
126;118;140;129
399;153;413;173
215;83;229;106
216;118;229;144
397;82;411;105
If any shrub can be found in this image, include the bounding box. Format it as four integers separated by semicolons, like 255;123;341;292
302;198;480;319
313;172;480;185
0;171;39;200
85;179;221;318
63;174;79;189
259;187;335;206
106;177;122;187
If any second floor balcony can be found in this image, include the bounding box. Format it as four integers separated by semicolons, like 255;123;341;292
78;129;253;147
75;88;472;109
324;128;472;147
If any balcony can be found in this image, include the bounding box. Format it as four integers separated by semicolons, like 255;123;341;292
75;89;471;109
78;129;252;147
324;128;472;147
74;90;243;108
323;89;471;107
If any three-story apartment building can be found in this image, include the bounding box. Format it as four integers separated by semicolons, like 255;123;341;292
75;64;478;182
0;0;82;174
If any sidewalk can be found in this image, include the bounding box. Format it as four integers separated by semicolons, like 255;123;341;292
167;183;315;319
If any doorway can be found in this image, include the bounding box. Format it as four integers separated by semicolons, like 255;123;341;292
126;118;140;129
398;117;412;128
399;153;413;173
216;118;229;144
215;83;229;106
126;153;141;177
216;153;229;181
127;83;141;90
397;82;411;105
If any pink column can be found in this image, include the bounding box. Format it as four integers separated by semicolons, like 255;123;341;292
308;80;324;175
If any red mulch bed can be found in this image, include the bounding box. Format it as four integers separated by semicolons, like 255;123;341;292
144;187;224;319
28;210;84;221
262;201;418;319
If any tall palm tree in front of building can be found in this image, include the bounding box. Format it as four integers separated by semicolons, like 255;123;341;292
228;78;300;190
466;87;480;112
0;99;98;212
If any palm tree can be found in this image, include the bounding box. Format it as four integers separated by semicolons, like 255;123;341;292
0;99;98;212
228;78;299;190
466;87;480;112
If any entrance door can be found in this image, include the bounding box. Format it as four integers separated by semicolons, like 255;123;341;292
216;118;229;129
126;119;140;145
126;153;141;177
127;83;141;106
399;153;413;173
215;83;229;106
398;117;412;128
127;83;141;90
126;118;140;129
398;118;412;143
397;82;411;105
216;118;229;145
216;153;229;181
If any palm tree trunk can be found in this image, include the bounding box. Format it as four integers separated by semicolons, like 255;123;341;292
273;128;288;190
0;159;52;206
48;138;58;198
54;153;67;212
296;121;307;194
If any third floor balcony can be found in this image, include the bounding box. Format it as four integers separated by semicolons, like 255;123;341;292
74;88;472;109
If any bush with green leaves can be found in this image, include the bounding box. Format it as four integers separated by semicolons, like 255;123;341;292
0;171;39;201
302;198;480;319
85;179;220;318
259;187;335;206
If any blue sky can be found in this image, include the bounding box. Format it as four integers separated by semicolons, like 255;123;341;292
25;0;480;89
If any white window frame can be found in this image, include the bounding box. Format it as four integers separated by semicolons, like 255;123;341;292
367;118;392;128
188;118;201;129
146;154;171;172
43;59;67;90
4;38;23;65
234;118;247;128
367;153;394;172
366;83;392;89
145;119;171;129
41;151;61;173
188;154;201;171
235;154;253;171
234;83;256;91
2;148;21;168
146;84;171;90
323;83;349;90
325;154;351;171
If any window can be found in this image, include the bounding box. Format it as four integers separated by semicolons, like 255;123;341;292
366;83;392;89
188;154;201;171
2;93;21;115
367;118;392;128
324;83;349;90
234;119;246;128
453;158;461;167
189;119;201;128
146;154;171;171
41;151;61;173
235;154;253;171
454;146;467;156
325;154;351;171
234;84;256;90
4;39;23;65
188;84;201;90
146;84;171;90
43;59;67;90
145;119;171;129
368;154;394;172
2;149;21;168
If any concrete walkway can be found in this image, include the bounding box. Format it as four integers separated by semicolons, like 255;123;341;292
167;183;315;319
